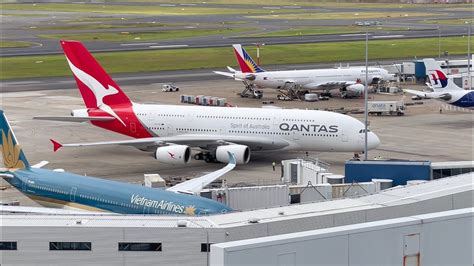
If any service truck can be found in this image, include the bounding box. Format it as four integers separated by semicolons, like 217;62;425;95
368;101;405;116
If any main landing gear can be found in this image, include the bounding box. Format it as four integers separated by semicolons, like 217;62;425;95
194;152;218;163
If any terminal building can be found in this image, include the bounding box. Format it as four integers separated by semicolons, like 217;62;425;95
1;173;472;265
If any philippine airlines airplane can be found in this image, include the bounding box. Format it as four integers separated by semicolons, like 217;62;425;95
39;41;380;165
214;44;394;97
0;110;235;215
404;58;474;110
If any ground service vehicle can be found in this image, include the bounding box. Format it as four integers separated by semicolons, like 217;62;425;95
368;101;405;116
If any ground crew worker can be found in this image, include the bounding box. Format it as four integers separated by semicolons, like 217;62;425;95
272;161;276;171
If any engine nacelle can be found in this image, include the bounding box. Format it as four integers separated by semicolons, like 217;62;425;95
216;145;250;164
154;145;191;165
345;83;365;96
234;72;256;81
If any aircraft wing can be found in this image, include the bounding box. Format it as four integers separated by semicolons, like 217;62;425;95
304;81;356;90
167;152;236;194
404;89;431;98
0;205;109;215
51;134;290;152
34;116;115;122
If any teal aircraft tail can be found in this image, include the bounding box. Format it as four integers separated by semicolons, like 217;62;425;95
0;110;29;170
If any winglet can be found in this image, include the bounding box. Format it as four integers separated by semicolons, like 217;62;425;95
50;139;62;152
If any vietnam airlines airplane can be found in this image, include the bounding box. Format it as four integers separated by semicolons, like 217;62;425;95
37;40;380;165
214;44;394;97
0;110;235;215
404;58;474;110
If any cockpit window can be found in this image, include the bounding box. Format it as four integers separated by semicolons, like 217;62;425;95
359;129;371;133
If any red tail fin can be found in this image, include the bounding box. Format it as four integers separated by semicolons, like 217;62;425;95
60;40;132;109
59;40;154;139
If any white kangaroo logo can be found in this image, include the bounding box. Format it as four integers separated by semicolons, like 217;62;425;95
66;58;126;126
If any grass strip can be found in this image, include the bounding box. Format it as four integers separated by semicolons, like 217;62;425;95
1;36;471;80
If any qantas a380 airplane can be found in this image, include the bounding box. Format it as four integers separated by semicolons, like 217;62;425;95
214;44;394;97
41;41;380;165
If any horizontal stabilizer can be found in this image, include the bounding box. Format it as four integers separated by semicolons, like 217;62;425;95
51;139;63;152
34;116;115;122
213;71;236;79
31;160;49;168
226;66;237;73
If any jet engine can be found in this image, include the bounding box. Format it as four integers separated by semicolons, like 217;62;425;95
154;145;191;165
215;145;250;164
342;84;364;97
234;73;256;81
347;84;364;95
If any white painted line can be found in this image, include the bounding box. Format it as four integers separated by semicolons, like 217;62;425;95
262;6;281;9
340;33;372;37
149;45;189;49
120;43;158;46
160;4;176;7
180;3;196;6
283;6;301;8
4;81;42;85
372;35;405;39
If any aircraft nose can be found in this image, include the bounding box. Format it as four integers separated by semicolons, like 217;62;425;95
368;132;381;149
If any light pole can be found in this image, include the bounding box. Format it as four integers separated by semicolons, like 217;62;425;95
364;25;369;161
253;43;265;65
466;21;471;90
438;25;441;59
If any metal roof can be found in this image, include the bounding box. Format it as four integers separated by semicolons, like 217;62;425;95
0;173;471;229
431;161;474;169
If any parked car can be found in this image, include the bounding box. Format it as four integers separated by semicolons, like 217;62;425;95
162;83;179;92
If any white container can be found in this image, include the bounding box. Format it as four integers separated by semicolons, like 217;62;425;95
144;174;166;189
325;174;344;184
304;93;319;102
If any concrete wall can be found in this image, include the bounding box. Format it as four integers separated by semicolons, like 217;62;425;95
210;208;473;266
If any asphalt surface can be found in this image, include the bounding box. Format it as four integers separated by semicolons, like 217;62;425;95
1;2;472;56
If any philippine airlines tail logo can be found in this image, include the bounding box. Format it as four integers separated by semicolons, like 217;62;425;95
232;44;265;73
66;58;126;126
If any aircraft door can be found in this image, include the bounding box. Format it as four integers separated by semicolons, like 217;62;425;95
166;125;174;136
22;178;28;192
341;133;349;142
130;122;137;134
292;131;300;141
70;187;77;202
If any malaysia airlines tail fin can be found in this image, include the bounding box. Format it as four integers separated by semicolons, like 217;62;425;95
60;40;133;109
0;110;29;170
232;44;265;73
423;58;463;91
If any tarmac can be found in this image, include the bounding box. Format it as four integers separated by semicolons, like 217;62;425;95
0;79;472;207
